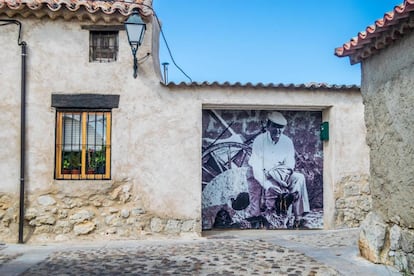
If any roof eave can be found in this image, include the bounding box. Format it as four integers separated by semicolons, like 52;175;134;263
162;81;360;91
0;0;153;23
336;0;414;63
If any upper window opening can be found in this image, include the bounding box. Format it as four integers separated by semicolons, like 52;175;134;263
89;31;119;63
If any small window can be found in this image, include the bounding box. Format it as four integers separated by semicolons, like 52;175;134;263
89;31;118;62
55;111;111;180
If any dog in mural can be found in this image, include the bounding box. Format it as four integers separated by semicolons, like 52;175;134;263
257;191;297;229
231;192;250;211
213;208;244;229
213;209;233;228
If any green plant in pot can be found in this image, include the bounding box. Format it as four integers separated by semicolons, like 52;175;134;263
87;150;95;174
90;150;106;174
69;153;81;174
62;159;71;174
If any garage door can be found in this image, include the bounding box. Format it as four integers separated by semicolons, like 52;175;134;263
202;109;323;230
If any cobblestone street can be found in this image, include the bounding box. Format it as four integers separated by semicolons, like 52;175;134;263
0;229;401;275
22;240;337;275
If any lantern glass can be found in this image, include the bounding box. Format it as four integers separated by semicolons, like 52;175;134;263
125;11;146;46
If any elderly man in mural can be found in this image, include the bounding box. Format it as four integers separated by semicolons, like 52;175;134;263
246;111;310;228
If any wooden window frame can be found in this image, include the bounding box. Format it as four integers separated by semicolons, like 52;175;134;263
55;111;111;180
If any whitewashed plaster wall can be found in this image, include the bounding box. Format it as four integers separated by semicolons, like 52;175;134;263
0;16;204;241
0;15;369;242
0;21;21;195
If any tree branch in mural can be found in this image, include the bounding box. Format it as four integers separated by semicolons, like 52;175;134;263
201;110;323;230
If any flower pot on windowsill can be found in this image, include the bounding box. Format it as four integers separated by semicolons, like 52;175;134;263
87;169;95;174
96;166;105;174
62;169;71;174
71;169;80;174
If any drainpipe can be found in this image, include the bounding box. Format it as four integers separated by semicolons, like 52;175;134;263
19;41;27;244
0;19;27;244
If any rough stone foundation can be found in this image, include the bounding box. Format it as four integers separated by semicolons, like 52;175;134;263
335;174;371;228
0;182;199;243
359;212;414;274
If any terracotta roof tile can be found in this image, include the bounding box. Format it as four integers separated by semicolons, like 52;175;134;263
0;0;152;22
164;81;360;92
335;0;414;64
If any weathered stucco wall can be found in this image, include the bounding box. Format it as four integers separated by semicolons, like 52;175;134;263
0;15;369;243
0;16;201;242
360;30;414;273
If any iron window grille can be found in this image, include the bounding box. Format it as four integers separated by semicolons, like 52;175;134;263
55;111;111;180
89;31;119;62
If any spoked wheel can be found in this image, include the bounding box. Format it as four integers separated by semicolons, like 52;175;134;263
202;142;252;189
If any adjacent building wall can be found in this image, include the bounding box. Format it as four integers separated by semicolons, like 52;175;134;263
0;15;369;243
359;29;414;274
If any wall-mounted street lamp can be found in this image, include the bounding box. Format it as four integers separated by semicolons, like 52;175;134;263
124;9;146;78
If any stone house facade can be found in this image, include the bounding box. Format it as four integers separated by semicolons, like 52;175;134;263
1;0;369;243
336;0;414;274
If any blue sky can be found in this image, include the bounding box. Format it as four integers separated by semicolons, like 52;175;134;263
153;0;403;85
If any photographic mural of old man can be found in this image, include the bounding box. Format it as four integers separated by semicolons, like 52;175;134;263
202;110;323;230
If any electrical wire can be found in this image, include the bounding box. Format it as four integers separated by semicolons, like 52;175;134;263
139;3;193;83
0;19;23;45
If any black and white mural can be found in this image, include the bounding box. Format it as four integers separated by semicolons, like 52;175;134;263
202;110;323;230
